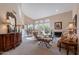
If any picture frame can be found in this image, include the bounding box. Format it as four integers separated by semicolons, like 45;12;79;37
54;22;62;30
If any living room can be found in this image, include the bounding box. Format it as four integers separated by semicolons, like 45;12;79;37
0;3;79;55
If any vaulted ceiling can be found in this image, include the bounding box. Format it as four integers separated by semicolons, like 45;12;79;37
21;3;76;20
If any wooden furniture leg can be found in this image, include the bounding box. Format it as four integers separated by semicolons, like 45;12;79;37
74;45;77;55
66;46;69;55
59;43;61;51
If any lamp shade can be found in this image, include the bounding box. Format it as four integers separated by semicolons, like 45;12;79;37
6;20;10;24
68;23;74;29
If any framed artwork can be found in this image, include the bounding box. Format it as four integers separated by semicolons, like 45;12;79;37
54;22;62;30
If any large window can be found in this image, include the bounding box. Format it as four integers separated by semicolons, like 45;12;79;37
24;25;28;30
34;19;51;34
28;24;34;30
35;24;39;30
24;24;34;31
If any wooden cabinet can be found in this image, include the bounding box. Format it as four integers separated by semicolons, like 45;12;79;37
0;32;22;52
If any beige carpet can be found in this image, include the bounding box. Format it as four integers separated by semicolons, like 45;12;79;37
1;36;79;55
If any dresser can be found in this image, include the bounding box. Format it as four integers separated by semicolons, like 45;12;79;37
0;32;22;52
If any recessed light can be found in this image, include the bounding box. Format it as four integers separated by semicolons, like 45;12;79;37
56;9;59;12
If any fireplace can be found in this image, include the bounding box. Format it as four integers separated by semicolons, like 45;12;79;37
54;32;62;37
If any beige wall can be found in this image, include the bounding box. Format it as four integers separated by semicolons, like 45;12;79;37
0;4;73;34
0;3;34;34
72;4;79;42
34;11;72;32
72;4;79;35
0;4;23;33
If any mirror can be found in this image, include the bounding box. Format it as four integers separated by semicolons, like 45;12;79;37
6;11;16;33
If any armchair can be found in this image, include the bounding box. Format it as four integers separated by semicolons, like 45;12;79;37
57;31;78;55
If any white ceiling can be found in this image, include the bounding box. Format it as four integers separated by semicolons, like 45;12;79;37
21;3;76;19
